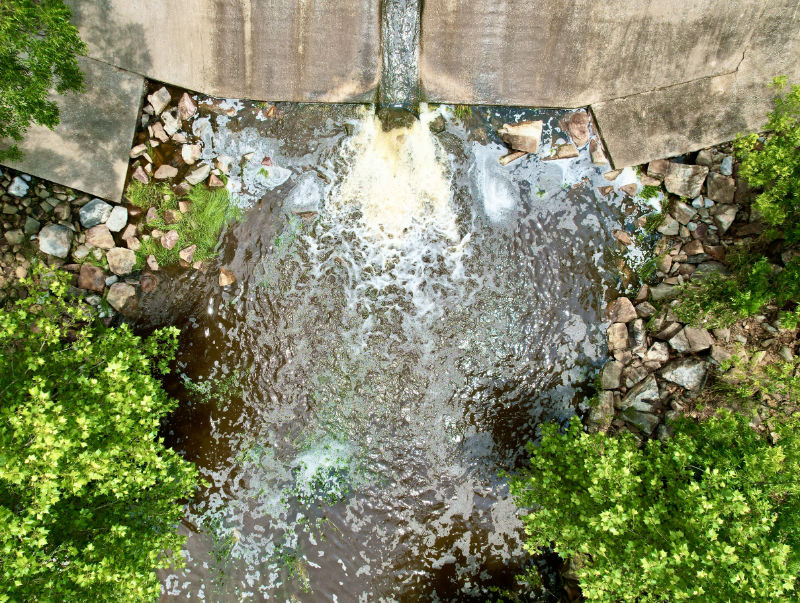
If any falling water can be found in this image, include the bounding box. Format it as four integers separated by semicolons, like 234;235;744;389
380;0;421;110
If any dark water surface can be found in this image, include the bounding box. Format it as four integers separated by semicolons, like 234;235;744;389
136;102;630;601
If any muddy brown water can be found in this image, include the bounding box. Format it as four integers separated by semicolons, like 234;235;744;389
132;102;629;601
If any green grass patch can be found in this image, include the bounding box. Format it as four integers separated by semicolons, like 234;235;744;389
126;180;241;268
453;104;472;121
638;184;661;200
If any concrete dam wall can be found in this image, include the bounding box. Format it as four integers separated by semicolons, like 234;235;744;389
4;0;800;201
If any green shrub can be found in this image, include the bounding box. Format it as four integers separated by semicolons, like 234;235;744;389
735;77;800;243
126;180;241;267
0;268;197;601
510;412;800;601
0;0;86;161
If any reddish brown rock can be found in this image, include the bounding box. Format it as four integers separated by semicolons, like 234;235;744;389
146;254;159;271
161;230;179;250
132;165;149;184
208;173;225;188
178;92;197;121
560;111;590;147
78;263;105;292
85;225;115;250
179;244;197;265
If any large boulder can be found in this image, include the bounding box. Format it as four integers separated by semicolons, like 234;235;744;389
664;163;708;198
660;358;707;390
38;224;73;258
620;374;659;412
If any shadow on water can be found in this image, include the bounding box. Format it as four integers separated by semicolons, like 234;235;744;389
133;101;627;601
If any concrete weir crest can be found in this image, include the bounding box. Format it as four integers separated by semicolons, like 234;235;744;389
379;0;422;111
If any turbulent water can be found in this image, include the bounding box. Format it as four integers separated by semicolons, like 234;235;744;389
137;102;634;601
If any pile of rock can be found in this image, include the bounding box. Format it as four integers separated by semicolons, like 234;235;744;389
588;143;797;439
0;168;144;314
497;110;609;166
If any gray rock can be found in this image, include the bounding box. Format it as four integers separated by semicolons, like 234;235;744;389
655;322;683;341
8;176;29;197
623;408;660;436
38;224;73;258
720;156;733;176
636;301;657;319
713;205;737;234
106;206;128;232
693;261;729;277
650;283;678;302
660;357;707;390
710;345;733;365
623;363;649;388
629;319;647;357
186;164;211;185
672;200;696;225
586;390;616;433
106;282;136;313
106;247;136;275
706;173;736;204
607;322;629;352
608;297;637;323
657;215;680;236
600;360;623;389
285;173;325;214
162;109;181;136
147;86;171;115
4;229;24;245
664;163;708;198
105;275;119;286
645;341;670;365
620;374;659;411
79;198;113;228
23;217;40;235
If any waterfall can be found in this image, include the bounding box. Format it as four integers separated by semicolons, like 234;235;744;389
379;0;421;111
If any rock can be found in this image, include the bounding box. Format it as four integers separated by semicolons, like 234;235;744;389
497;120;542;153
706;173;736;204
713;204;738;233
140;272;160;293
8;176;29;197
78;263;106;292
655;322;683;341
613;229;632;245
106;282;136;313
186;164;211;185
664;163;709;198
162;109;181;136
216;155;234;174
669;326;713;353
650;283;678;302
146;254;159;271
106;247;136;276
647;159;669;180
163;209;182;224
208;174;225;188
644;341;670;365
72;244;91;261
672;200;696;225
179;244;197;264
629;319;647;357
125;236;141;251
219;267;236;287
683;239;704;256
607;322;629;352
154;164;178;180
620;183;638;197
79;198;113;228
603;169;622;181
640;174;662;186
151;122;169;143
597;185;614;196
636;302;657;319
711;345;733;365
496;149;528;166
4;229;24;245
38;224;73;258
178;93;197;120
620;374;660;411
85;224;115;250
130;143;148;159
182;144;202;165
693;261;728;277
586;390;616;433
105;206;128;232
146;207;159;223
560;111;590;147
607;297;637;323
132;165;149;184
147;87;171;115
657;215;680;236
105;275;118;286
161;230;179;250
178;200;192;213
696;149;714;167
23;217;40;235
634;285;649;304
600;360;623;389
429;114;446;133
623;409;660;436
720;155;733;176
660;357;707;390
546;143;579;160
589;138;608;165
779;346;793;363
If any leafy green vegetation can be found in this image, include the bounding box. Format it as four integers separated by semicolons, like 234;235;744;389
126;180;241;267
453;104;472;121
638;184;661;201
0;0;86;161
0;267;197;601
510;413;800;601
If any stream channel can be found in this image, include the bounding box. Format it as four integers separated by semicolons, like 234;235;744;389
135;101;637;601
